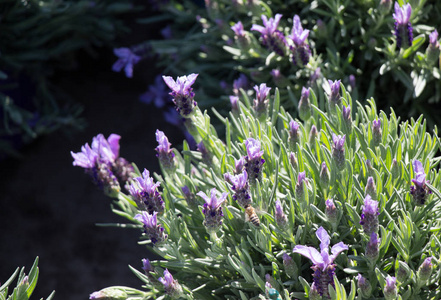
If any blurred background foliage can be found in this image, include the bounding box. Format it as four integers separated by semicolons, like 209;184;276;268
0;0;135;158
128;0;441;130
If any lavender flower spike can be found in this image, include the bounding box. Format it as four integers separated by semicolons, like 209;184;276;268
197;188;228;232
244;138;265;183
162;73;199;117
332;133;346;171
112;47;141;78
159;269;183;299
393;2;413;49
417;257;433;285
134;211;168;245
275;199;288;229
253;83;271;119
383;276;397;300
327;79;342;109
156;130;176;172
288;120;300;148
129;169;165;214
298;87;311;120
410;160;431;206
365;232;380;264
359;194;379;236
295;171;306;201
251;14;287;56
293;226;348;298
228;170;251;208
289;15;311;67
427;30;440;65
357;274;372;298
372;119;382;146
231;21;250;50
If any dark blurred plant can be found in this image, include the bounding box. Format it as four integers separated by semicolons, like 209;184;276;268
0;257;54;300
0;0;135;157
118;0;441;127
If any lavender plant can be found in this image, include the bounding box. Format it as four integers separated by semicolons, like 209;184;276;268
73;74;441;299
121;0;441;127
0;257;55;300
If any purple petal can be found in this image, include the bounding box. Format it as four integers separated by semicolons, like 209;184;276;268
413;160;425;174
107;134;121;158
330;241;348;262
316;226;330;252
293;245;324;267
162;76;178;91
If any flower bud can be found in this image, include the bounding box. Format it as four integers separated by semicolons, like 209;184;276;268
288;121;300;148
332;134;346;171
391;158;400;179
325;199;338;225
396;260;411;283
229;95;239;115
383;276;397;300
426;30;440;66
299;87;311;120
320;162;330;189
253;83;271;120
295;172;306;201
182;186;197;208
360;195;379;236
357;274;372;298
309;125;318;148
283;253;297;278
342;105;352;130
327;79;341;112
89;288;128;300
289;152;298;171
372;119;382;146
417;257;433;286
365;176;377;199
275;199;288;230
159;269;183;299
365;232;380;263
270;69;289;88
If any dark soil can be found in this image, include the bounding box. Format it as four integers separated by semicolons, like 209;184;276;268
0;7;183;299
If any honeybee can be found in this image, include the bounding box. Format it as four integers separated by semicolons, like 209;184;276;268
244;204;260;227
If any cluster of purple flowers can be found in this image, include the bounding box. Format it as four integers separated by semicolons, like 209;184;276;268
155;130;176;171
162;73;199;118
251;14;287;56
393;2;413;49
71;134;135;196
225;170;251;208
197;188;228;233
244;138;265;183
129;169;165;215
134;211;168;245
293;227;348;298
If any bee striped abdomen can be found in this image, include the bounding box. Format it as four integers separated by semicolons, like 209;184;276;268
245;205;260;227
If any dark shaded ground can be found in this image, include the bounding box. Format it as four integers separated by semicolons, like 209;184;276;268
0;8;184;300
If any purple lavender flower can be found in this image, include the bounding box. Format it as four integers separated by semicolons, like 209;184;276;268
296;171;307;201
251;14;287;56
357;274;372;298
327;80;342;109
325;199;337;225
288;120;300;148
244;138;265;183
410;160;431;206
197;188;228;232
162;73;199;117
372;119;382;146
393;2;413;49
142;258;160;285
197;141;213;165
235;157;245;174
293;227;348;298
342;105;352;128
156;130;176;171
365;232;380;263
112;48;141;78
359;195;379;236
383;276;397;300
159;269;183;299
129;169;164;214
135;211;168;245
231;21;250;49
309;125;318;146
290;152;298;170
228;170;251;208
71;136;121;196
320;162;330;189
365;176;377;199
332;134;346;171
253;83;271;119
417;257;433;285
140;75;169;108
229;95;239;114
426;30;440;65
275;199;288;229
233;74;249;95
289;15;311;67
283;253;297;278
181;186;197;207
299;87;311;120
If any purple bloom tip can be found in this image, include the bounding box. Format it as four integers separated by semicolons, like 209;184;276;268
162;73;199;95
393;3;412;24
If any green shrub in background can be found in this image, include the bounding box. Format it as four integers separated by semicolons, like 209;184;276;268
73;73;441;299
0;0;134;157
0;257;54;300
126;0;441;126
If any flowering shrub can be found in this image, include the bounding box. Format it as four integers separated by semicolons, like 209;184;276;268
121;0;441;127
0;257;54;300
73;74;441;299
